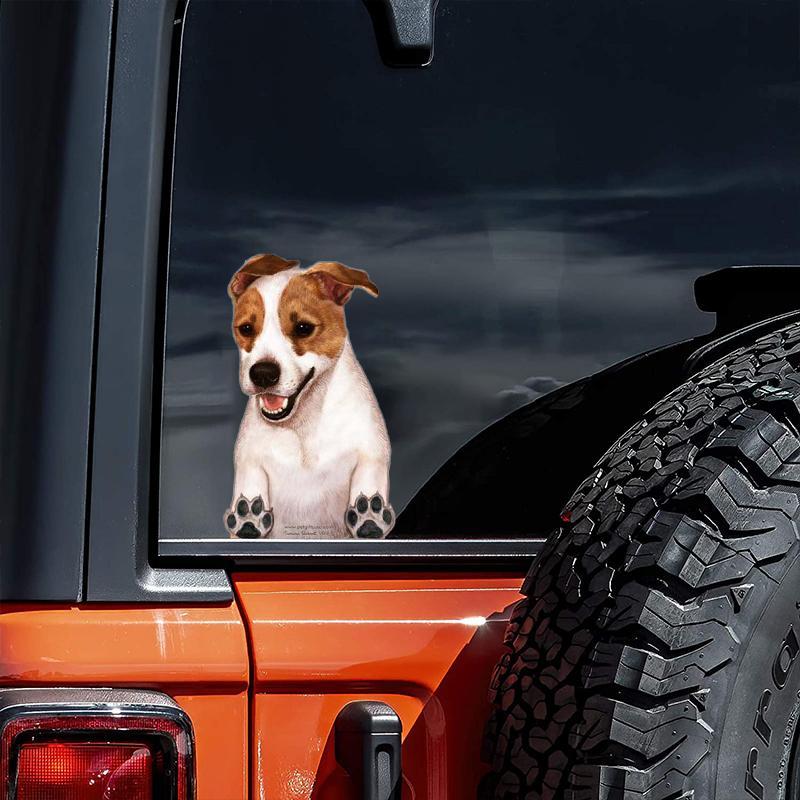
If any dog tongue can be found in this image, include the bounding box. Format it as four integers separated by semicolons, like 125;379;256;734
262;393;287;411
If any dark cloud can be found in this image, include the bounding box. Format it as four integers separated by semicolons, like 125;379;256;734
523;376;565;395
166;333;231;359
493;388;538;419
491;376;566;419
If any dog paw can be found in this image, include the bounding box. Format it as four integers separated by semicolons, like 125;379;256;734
344;493;395;539
225;495;273;539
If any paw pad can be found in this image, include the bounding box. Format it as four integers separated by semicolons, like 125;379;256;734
225;495;273;539
345;493;394;539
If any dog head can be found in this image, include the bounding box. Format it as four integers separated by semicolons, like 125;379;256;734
228;253;378;422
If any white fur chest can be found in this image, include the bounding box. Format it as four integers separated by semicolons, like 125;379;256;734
235;398;362;537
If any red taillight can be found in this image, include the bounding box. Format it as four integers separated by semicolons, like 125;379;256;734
15;742;153;800
2;712;193;800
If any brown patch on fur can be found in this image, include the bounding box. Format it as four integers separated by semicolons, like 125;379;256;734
228;253;300;300
278;274;348;358
306;261;379;305
232;286;265;352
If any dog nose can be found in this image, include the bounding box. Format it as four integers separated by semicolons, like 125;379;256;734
250;360;281;389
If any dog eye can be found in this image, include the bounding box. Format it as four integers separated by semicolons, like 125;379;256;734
238;323;254;336
293;321;316;338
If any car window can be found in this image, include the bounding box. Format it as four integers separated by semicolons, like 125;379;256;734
158;0;800;542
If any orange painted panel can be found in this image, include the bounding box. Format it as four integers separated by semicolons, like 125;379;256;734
235;574;522;800
254;693;422;800
0;604;250;800
174;692;249;800
0;604;248;686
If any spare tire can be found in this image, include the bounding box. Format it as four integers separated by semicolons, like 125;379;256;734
482;321;800;800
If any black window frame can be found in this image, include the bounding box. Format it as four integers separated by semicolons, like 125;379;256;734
87;0;548;600
0;0;115;602
87;0;231;600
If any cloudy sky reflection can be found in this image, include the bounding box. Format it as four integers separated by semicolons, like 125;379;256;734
159;0;800;538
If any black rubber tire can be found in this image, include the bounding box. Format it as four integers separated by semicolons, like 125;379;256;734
482;321;800;800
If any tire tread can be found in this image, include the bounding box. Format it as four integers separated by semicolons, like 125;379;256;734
482;323;800;800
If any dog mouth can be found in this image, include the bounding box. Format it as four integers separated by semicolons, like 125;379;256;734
256;368;315;422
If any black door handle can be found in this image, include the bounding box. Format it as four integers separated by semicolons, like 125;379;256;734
334;701;402;800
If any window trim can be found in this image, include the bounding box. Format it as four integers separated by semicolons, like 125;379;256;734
159;537;544;564
87;0;231;600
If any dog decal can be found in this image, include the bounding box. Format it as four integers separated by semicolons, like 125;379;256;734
223;253;395;539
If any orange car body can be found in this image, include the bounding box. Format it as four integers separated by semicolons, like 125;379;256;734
0;575;521;799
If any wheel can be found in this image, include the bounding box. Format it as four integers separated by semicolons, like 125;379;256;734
482;321;800;800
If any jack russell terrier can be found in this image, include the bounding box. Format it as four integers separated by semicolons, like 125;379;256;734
223;253;395;539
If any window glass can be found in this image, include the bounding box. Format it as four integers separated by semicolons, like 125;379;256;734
160;0;800;541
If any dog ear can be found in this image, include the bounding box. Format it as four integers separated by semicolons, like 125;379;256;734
228;253;300;300
306;261;379;305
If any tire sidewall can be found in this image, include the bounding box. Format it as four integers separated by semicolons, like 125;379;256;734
718;549;800;800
